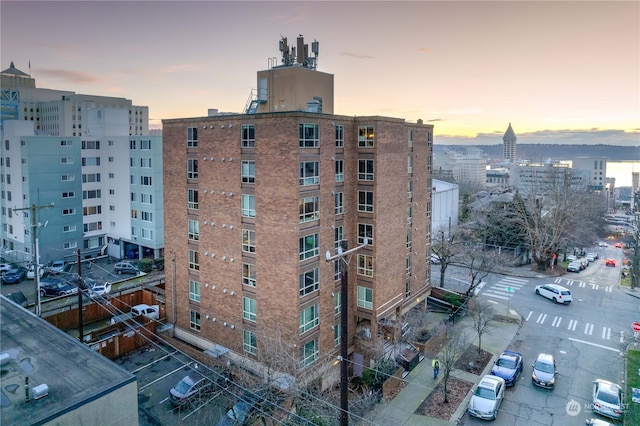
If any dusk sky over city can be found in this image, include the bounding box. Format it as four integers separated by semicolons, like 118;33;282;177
2;1;639;147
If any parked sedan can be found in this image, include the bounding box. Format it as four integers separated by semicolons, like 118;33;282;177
39;279;78;297
467;375;505;420
490;351;523;386
89;282;112;298
26;264;45;279
535;284;573;304
567;262;581;273
532;353;557;389
2;268;26;284
592;379;623;421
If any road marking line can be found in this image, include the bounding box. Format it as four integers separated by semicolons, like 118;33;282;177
606;328;611;340
537;313;547;324
482;293;510;301
620;332;624;343
526;311;533;321
552;316;562;327
585;323;594;335
605;286;612;293
501;277;528;284
568;337;620;353
579;282;586;288
555;278;561;284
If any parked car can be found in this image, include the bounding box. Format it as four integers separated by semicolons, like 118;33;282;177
588;252;599;260
614;242;623;249
48;260;67;274
169;373;215;405
39;279;78;297
566;255;578;262
586;253;596;263
567;262;581;273
430;254;441;265
605;259;616;267
0;263;12;274
535;284;573;304
114;261;139;275
2;268;26;284
215;390;275;426
598;242;609;247
26;264;45;279
89;281;112;298
578;258;589;269
467;375;505;420
490;351;523;387
592;379;623;420
531;353;557;389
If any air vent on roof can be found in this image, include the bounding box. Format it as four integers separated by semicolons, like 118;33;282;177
0;352;11;366
32;384;49;400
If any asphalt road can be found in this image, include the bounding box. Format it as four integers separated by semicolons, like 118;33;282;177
462;245;635;425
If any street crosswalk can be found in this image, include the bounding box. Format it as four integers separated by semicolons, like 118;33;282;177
479;276;529;300
553;277;613;292
525;310;624;343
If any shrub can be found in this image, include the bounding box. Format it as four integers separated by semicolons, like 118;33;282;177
137;258;154;273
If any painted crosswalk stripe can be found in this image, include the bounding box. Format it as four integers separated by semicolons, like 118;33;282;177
482;291;510;300
620;331;624;343
605;286;612;293
579;282;586;288
602;327;611;340
500;277;528;284
555;278;561;284
551;316;562;327
584;323;594;335
568;319;578;331
526;311;533;322
537;313;547;324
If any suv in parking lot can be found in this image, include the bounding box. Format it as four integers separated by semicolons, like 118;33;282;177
114;261;139;275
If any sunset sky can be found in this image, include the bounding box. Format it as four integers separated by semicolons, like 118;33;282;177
2;1;639;146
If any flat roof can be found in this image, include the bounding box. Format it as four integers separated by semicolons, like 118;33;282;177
0;296;136;425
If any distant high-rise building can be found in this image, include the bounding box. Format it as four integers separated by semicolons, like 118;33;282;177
503;123;517;164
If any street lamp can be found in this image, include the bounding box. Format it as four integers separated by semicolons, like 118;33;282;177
325;238;368;426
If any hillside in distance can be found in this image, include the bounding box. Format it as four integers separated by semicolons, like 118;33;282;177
437;144;639;162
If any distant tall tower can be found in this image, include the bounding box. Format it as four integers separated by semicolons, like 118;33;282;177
503;122;517;164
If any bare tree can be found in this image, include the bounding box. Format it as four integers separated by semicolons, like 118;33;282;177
469;299;496;356
440;326;468;403
432;227;462;288
456;243;498;298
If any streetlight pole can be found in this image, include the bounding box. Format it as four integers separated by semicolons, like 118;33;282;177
325;238;368;426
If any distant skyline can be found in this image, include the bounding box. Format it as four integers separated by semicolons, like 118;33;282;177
2;1;639;146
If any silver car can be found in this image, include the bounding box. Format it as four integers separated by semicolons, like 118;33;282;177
467;375;505;420
592;379;623;420
532;353;557;389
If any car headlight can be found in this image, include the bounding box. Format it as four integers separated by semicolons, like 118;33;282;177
532;372;537;381
549;377;555;384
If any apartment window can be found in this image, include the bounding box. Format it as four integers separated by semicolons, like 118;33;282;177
358;126;374;147
108;156;114;162
187;159;198;180
130;158;136;168
357;254;374;277
334;323;341;347
130;140;136;150
299;233;319;261
140;176;152;186
407;154;413;174
243;330;257;354
335;125;344;148
357;286;373;309
131;209;138;219
242;263;256;287
61;157;74;164
406;257;412;275
62;208;76;216
189;280;201;302
406;281;412;298
299;123;319;148
407;206;412;224
61;174;75;182
241;124;255;148
141;193;153;204
84;237;103;249
408;129;414;147
141;228;153;239
334;192;343;215
358;159;374;180
83;190;101;199
407;180;413;199
82;140;100;149
334;226;343;249
83;206;102;216
335;160;344;182
83;222;102;232
131;226;137;236
358;191;374;212
188;189;199;210
188;220;199;241
334;258;341;281
188;249;199;271
243;297;257;322
241;160;255;183
334;292;341;314
5;157;9;167
190;310;201;331
140;157;151;168
82;173;101;183
299;161;319;186
242;229;256;253
131;192;137;202
61;140;73;147
63;241;78;250
187;127;198;147
82;157;100;166
358;223;373;246
300;339;318;367
299;267;319;297
62;191;75;198
109;173;115;179
407;229;412;250
299;304;319;334
299;196;319;223
63;225;76;233
242;194;256;217
426;200;431;218
141;211;153;222
427;131;433;142
140;139;151;150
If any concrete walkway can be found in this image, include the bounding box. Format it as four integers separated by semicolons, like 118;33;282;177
366;300;523;425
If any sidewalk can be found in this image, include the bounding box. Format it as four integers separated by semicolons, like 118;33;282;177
366;302;522;425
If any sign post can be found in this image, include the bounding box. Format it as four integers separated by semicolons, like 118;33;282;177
505;286;516;315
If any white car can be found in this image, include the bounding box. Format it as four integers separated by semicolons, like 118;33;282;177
0;263;12;274
49;260;67;274
598;242;609;247
89;282;112;298
535;284;572;304
26;264;45;279
592;379;623;420
467;375;505;420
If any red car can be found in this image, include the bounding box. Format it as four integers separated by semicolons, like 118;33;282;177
605;259;616;267
614;242;623;248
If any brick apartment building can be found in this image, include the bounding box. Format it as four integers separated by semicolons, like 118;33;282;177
162;37;434;384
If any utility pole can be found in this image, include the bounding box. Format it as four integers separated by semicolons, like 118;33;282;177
325;238;368;426
13;203;53;316
76;249;84;341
